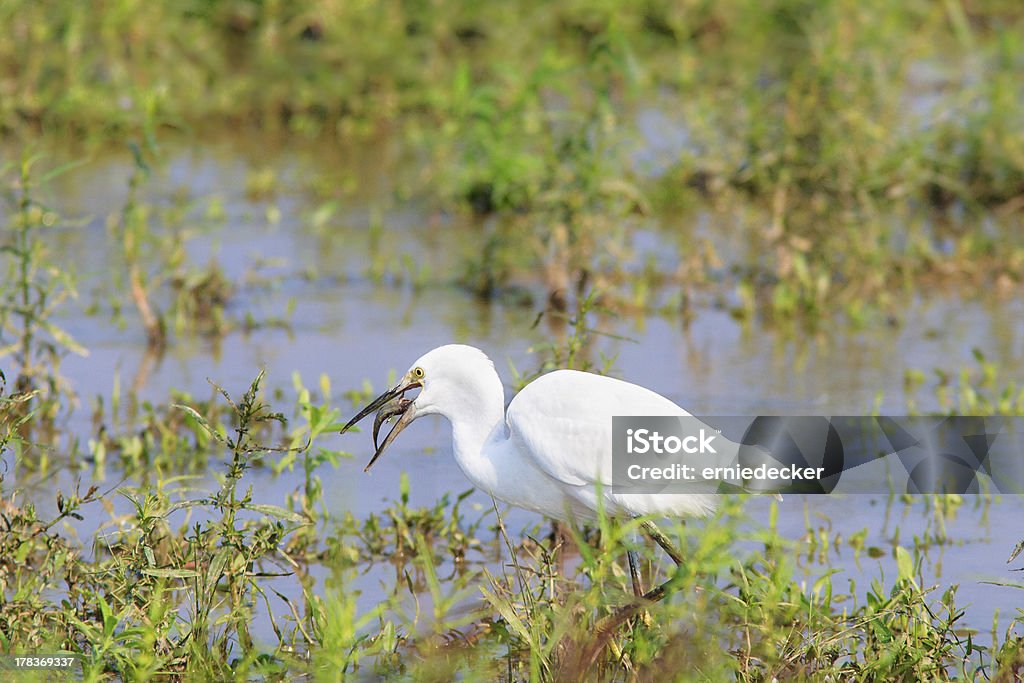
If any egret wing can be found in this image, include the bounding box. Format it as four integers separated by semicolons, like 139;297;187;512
506;369;690;488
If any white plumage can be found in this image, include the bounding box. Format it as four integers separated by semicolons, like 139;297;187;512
345;344;716;524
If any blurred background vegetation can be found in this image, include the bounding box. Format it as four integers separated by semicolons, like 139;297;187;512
3;0;1023;321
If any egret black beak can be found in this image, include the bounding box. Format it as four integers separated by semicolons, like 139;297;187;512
339;375;421;472
363;398;415;472
372;396;411;450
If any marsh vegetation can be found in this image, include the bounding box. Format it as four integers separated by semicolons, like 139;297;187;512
2;1;1024;680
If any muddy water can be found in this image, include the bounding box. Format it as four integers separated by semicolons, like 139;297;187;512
5;138;1024;644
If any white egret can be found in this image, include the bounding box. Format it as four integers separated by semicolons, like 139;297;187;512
340;344;716;602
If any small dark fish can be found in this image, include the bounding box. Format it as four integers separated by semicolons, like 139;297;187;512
373;397;411;451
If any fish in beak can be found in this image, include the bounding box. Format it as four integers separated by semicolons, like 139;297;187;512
372;397;411;451
340;374;420;472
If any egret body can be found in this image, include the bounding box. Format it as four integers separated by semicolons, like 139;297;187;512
342;344;716;591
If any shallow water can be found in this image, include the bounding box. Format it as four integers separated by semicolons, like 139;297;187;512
5;138;1024;647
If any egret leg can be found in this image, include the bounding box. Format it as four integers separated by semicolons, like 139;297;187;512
626;548;654;629
639;519;684;566
547;519;570;581
566;524;684;675
568;573;681;675
626;549;644;598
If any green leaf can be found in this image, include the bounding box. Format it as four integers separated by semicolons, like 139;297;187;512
99;595;117;638
173;404;229;445
141;567;201;579
1008;539;1024;564
415;533;443;610
206;548;231;588
895;546;915;583
39;158;90;184
479;585;531;644
244;504;308;524
40;320;89;356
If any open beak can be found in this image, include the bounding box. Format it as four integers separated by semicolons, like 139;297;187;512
363;398;415;472
340;375;420;472
373;397;412;450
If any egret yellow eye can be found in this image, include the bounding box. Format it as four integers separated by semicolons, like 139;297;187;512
412;367;425;379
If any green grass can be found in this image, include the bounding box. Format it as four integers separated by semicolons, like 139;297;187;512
3;356;1024;680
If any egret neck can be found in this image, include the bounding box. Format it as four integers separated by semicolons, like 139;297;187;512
439;363;508;493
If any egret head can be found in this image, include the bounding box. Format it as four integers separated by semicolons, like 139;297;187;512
340;345;500;472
